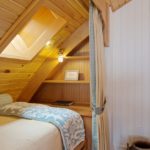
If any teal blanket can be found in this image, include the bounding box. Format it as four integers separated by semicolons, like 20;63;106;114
0;102;85;150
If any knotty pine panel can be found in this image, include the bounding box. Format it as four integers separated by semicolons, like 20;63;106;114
0;47;50;101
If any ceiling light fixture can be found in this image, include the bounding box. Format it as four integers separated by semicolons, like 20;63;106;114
46;40;51;46
58;49;64;63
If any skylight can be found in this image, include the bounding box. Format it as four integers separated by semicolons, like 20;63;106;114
0;6;66;60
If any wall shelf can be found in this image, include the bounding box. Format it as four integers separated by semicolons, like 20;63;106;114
65;56;89;60
43;80;90;84
49;56;89;60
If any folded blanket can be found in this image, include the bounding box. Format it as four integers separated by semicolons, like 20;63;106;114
0;102;85;150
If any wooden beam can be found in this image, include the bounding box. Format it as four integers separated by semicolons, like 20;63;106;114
93;0;110;46
17;20;89;102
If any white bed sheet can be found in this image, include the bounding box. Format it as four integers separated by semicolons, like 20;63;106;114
0;116;63;150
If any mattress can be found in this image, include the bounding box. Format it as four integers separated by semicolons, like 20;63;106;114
0;116;63;150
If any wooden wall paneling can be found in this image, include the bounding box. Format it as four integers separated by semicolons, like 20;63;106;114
46;61;67;80
0;82;28;91
0;1;26;16
0;46;50;73
0;0;89;102
0;73;32;80
0;45;51;101
50;59;90;81
69;41;89;56
33;41;90;104
32;83;90;105
46;40;89;80
18;21;89;102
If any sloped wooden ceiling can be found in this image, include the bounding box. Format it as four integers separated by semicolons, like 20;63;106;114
0;0;42;53
0;0;32;39
0;0;88;101
0;6;66;60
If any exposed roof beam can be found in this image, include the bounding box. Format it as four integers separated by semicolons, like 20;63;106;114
17;20;89;102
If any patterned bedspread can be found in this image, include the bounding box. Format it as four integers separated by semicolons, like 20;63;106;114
0;102;85;150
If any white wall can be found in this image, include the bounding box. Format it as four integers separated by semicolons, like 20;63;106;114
105;0;150;149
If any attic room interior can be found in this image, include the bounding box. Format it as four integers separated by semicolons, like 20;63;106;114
0;0;150;150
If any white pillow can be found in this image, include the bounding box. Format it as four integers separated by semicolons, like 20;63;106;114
0;93;13;107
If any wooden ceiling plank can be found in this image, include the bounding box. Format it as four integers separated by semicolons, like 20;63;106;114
0;7;18;19
12;0;33;8
0;20;12;31
66;0;88;19
0;0;25;15
0;7;18;23
49;0;85;24
17;21;89;102
0;30;5;38
44;0;80;28
0;0;42;53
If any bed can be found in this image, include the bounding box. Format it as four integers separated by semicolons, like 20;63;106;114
0;116;63;150
0;94;85;150
0;116;85;150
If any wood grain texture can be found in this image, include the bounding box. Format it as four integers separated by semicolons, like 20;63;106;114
32;41;90;105
0;1;89;102
50;59;90;81
0;47;50;100
32;83;90;105
1;6;66;60
0;0;42;53
0;0;88;52
18;21;89;102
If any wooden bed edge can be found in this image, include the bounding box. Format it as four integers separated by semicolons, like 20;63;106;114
75;140;86;150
